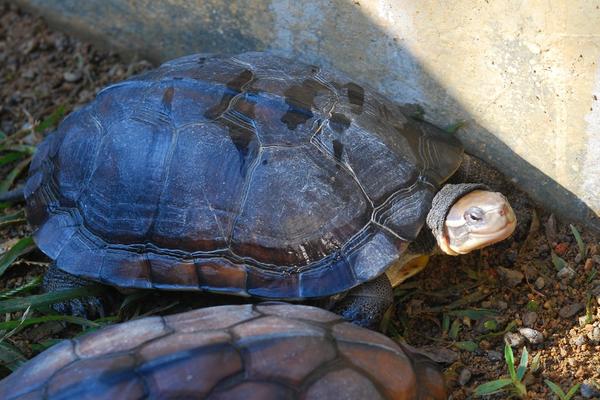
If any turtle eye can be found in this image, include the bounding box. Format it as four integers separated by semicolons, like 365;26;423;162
464;207;484;223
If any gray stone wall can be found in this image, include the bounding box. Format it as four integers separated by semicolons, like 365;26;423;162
14;0;600;231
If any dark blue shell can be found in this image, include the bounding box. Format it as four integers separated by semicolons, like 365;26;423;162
25;52;463;299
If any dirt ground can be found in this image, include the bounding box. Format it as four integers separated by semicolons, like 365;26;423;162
1;5;600;399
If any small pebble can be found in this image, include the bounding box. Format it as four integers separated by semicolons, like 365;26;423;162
479;340;491;350
497;267;524;287
497;300;508;310
572;335;587;346
592;285;600;305
486;350;503;361
518;327;544;344
575;253;583;264
523;311;538;327
506;250;518;265
557;266;576;280
555;242;569;255
22;69;36;79
538;243;550;255
559;303;584;319
534;276;546;290
504;332;525;347
579;316;592;327
420;347;459;364
458;368;472;386
581;382;600;398
522;264;538;278
543;299;555;310
63;71;82;82
587;326;600;343
584;258;594;271
559;347;568;357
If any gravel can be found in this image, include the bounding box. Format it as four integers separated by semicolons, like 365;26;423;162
522;311;538;327
496;267;524;287
3;5;600;400
534;276;546;290
486;350;503;362
559;303;584;319
587;326;600;343
557;266;576;280
572;335;587;346
458;368;472;386
518;328;544;344
504;332;525;347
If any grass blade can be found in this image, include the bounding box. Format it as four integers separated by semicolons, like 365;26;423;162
0;286;106;314
551;251;567;270
530;352;541;373
516;347;529;380
442;314;450;334
30;338;63;353
5;145;36;155
446;309;498;320
514;380;527;397
570;224;586;258
0;276;42;299
544;379;566;399
0;156;32;193
0;342;27;371
454;341;478;352
444;120;465;134
0;210;25;224
0;237;36;278
474;378;513;396
565;383;581;399
449;319;461;340
0;152;25;167
35;105;65;133
0;314;100;332
505;343;516;381
0;209;26;228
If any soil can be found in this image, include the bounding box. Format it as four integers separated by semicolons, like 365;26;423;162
1;5;599;399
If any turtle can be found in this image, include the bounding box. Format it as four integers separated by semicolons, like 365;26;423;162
22;52;517;327
0;303;447;400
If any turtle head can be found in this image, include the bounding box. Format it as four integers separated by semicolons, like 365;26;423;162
437;190;517;255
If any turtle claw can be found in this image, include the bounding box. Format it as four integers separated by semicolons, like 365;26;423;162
51;296;106;320
44;263;109;319
328;273;393;330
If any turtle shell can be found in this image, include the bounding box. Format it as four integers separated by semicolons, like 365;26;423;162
0;304;446;400
25;52;462;299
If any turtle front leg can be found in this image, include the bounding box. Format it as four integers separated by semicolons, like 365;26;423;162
43;263;108;319
328;274;393;330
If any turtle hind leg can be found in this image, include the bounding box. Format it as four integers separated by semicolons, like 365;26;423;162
43;263;110;319
329;273;393;330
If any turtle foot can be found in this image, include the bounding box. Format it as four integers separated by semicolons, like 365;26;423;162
43;263;107;319
328;273;393;330
50;296;106;320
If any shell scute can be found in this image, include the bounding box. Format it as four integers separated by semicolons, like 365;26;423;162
26;52;463;298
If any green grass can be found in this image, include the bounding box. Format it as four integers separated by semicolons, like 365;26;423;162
474;344;540;398
0;107;116;375
0;237;35;278
544;380;580;400
551;251;567;271
569;224;586;259
34;105;65;133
